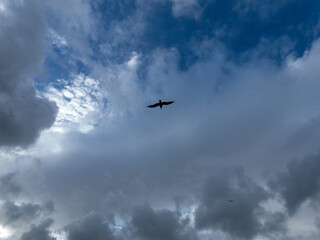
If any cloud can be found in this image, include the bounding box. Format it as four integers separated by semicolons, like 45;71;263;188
261;212;288;239
0;172;21;197
34;38;320;238
0;0;57;147
20;219;56;240
194;169;289;239
195;169;271;239
83;0;320;71
65;212;114;240
2;1;320;239
271;154;320;215
3;201;42;224
170;0;202;19
44;74;106;133
45;0;94;56
1;201;54;225
131;204;198;240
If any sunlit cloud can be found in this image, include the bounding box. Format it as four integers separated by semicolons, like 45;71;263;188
44;74;106;133
0;225;13;239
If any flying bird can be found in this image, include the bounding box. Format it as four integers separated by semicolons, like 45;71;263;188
147;100;174;109
228;200;234;203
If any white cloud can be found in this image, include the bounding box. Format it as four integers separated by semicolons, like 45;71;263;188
170;0;202;19
0;225;13;238
44;74;106;133
287;202;320;237
48;29;68;48
0;3;5;12
127;52;140;70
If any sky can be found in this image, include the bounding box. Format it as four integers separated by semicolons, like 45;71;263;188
1;0;320;239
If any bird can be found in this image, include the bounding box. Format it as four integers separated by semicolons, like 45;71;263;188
228;200;234;203
147;100;174;109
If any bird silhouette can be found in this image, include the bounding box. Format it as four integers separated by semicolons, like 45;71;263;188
147;100;174;109
228;200;234;203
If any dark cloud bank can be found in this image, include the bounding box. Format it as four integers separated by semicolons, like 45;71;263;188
271;153;320;215
20;219;56;240
65;212;114;240
0;1;57;147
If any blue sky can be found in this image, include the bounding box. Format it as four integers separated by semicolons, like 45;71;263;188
1;0;320;239
45;0;320;78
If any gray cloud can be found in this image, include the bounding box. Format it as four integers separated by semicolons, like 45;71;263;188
0;172;21;197
195;169;270;239
271;153;320;215
0;0;57;147
263;212;288;238
65;212;114;240
3;201;41;224
2;200;54;225
131;204;198;240
20;219;56;240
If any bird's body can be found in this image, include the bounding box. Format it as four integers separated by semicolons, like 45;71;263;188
147;100;174;109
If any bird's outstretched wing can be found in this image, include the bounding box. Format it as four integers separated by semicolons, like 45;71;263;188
147;103;160;108
162;101;175;105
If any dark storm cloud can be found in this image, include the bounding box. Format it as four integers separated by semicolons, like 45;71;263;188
65;212;114;240
0;172;21;196
0;0;57;147
271;153;320;215
2;200;54;224
3;201;41;224
195;169;280;239
20;219;56;240
131;205;198;240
